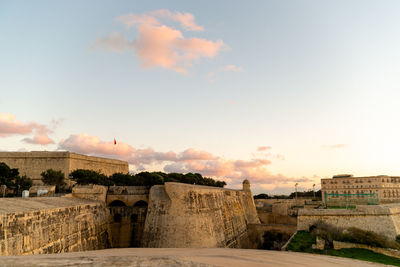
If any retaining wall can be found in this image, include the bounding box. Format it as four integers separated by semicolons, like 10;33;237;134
298;204;400;239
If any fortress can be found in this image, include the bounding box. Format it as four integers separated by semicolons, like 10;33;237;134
0;180;261;256
0;151;129;185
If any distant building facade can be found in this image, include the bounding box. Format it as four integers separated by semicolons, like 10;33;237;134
0;151;129;185
321;174;400;205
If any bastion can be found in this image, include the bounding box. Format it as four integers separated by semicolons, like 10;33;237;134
0;151;129;185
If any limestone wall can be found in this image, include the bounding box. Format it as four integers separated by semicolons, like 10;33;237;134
141;182;260;248
72;184;108;202
68;153;128;177
0;151;129;185
0;197;111;256
297;204;400;239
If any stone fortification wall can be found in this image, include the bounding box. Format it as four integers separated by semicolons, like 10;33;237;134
0;152;70;185
68;153;128;176
0;151;128;185
298;204;400;239
0;197;111;256
141;182;260;248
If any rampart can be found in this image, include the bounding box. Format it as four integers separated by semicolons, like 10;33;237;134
0;151;129;185
0;197;111;256
297;204;400;239
141;182;260;248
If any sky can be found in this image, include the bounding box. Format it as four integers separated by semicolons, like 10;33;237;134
1;0;400;195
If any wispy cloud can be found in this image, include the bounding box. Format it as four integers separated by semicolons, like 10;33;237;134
0;113;54;145
207;64;243;82
323;144;347;149
257;146;272;152
92;10;225;73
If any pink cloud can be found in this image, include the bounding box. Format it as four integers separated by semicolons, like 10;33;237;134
116;9;204;31
0;113;35;137
59;133;134;157
58;133;310;187
93;10;224;73
257;146;272;152
0;113;54;145
23;134;54;145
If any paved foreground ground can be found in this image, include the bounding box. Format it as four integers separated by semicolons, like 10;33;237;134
0;248;389;267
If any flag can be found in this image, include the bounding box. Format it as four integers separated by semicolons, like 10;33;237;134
114;138;117;145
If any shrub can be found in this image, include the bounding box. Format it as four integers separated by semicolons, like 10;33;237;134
41;169;67;192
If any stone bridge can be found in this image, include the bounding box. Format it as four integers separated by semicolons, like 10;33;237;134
106;186;149;207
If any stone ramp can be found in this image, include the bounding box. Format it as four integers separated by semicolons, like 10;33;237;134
0;248;385;267
0;197;99;214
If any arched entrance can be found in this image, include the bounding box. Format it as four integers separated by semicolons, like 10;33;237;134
130;200;148;247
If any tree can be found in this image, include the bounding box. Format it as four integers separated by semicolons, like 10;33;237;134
41;169;67;192
70;169;110;185
0;162;19;187
0;162;32;196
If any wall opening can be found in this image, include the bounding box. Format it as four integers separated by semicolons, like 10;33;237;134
109;200;127;207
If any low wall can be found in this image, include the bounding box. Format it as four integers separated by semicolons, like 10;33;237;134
298;204;400;239
72;184;108;202
258;212;297;225
141;182;260;248
0;197;111;256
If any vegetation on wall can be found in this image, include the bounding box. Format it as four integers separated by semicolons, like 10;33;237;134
70;169;226;188
0;162;32;196
254;190;322;200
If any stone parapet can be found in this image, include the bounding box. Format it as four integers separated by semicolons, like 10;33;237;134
0;197;111;256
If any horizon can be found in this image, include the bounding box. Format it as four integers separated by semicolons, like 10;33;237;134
2;1;400;195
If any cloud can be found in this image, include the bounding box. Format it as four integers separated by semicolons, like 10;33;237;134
220;64;243;72
116;9;204;31
92;10;224;73
22;134;54;145
207;64;243;82
0;113;54;145
323;144;347;149
257;146;272;152
58;133;310;187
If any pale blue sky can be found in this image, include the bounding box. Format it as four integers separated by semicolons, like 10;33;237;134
1;1;400;194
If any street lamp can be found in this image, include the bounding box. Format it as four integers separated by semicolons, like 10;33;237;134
295;183;298;205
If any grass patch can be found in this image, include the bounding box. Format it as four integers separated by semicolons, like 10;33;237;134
286;231;400;266
319;248;400;266
286;231;315;252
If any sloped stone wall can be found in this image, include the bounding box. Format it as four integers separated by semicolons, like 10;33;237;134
0;197;111;256
141;182;260;248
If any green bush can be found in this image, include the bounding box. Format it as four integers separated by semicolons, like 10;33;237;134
41;169;67;192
